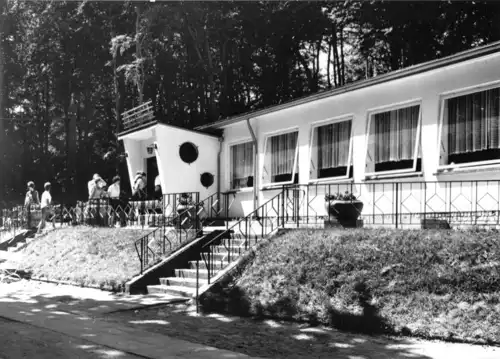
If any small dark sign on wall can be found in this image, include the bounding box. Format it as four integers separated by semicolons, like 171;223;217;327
200;172;214;188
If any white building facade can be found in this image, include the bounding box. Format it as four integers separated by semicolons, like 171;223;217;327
119;41;500;229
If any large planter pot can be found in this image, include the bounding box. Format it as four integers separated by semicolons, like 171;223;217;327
325;200;364;222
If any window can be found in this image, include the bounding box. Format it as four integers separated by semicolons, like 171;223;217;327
230;141;254;189
366;104;422;175
439;86;500;168
263;131;299;185
310;119;353;180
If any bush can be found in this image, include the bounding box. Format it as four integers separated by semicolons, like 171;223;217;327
201;228;500;343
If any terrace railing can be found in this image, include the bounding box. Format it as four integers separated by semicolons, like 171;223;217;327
284;180;500;229
0;191;200;238
122;100;155;131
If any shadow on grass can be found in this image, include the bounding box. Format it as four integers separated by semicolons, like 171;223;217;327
200;279;400;337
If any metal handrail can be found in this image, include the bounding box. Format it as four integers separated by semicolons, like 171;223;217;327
197;190;286;293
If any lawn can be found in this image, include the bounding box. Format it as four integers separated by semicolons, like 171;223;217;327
13;226;152;291
200;228;500;344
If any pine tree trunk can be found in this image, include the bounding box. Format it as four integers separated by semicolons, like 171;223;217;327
135;5;144;104
327;42;332;88
340;28;345;85
0;0;6;206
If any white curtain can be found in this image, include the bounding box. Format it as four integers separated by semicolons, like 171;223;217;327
374;105;420;163
231;142;253;188
447;87;500;155
317;120;352;169
270;132;298;178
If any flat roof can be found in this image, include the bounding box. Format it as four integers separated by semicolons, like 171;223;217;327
195;40;500;131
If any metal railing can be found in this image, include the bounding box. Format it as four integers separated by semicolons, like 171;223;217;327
133;191;238;274
196;192;237;228
281;180;500;229
134;193;202;274
195;190;286;301
122;100;155;131
0;192;200;238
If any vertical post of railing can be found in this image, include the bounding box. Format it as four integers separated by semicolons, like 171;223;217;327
395;182;399;229
196;192;200;236
140;238;144;274
196;259;199;313
423;182;427;228
448;182;452;226
280;189;285;228
296;187;299;228
372;183;375;226
207;246;211;284
474;181;478;227
261;204;264;242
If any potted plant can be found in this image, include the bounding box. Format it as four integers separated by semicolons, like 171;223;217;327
324;191;363;224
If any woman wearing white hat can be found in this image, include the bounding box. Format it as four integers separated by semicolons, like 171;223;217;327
132;171;147;200
88;173;107;200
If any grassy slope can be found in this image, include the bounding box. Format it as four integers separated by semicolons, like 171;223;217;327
16;226;151;291
201;228;500;344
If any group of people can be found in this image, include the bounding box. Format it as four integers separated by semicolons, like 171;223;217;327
24;181;55;233
87;171;161;201
20;171;163;232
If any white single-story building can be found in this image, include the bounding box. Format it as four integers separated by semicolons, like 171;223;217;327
118;40;500;228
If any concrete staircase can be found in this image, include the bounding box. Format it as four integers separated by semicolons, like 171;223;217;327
146;220;266;297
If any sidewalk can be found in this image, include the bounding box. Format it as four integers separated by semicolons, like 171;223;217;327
0;282;257;359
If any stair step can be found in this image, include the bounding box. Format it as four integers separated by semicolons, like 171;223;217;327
189;259;226;271
211;244;247;255
147;284;195;297
175;268;209;279
159;277;207;288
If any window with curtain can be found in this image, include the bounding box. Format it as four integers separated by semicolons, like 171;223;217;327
440;86;500;166
263;131;299;184
310;119;352;179
230;142;254;189
366;104;421;173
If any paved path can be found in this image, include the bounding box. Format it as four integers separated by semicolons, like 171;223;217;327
0;280;498;359
0;316;140;359
0;280;256;359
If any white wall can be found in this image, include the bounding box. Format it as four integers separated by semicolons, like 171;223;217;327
123;139;143;193
220;51;500;219
154;125;219;201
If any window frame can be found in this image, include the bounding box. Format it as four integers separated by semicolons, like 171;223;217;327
308;114;354;183
364;99;423;178
261;127;300;188
227;138;255;191
437;80;500;171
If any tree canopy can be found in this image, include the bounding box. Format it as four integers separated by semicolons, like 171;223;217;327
1;0;499;204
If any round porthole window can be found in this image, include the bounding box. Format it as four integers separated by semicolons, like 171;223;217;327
200;172;214;188
179;142;198;164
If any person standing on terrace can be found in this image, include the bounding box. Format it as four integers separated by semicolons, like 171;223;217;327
37;182;55;234
108;175;126;227
154;175;162;200
88;173;107;200
24;181;39;207
132;171;147;200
